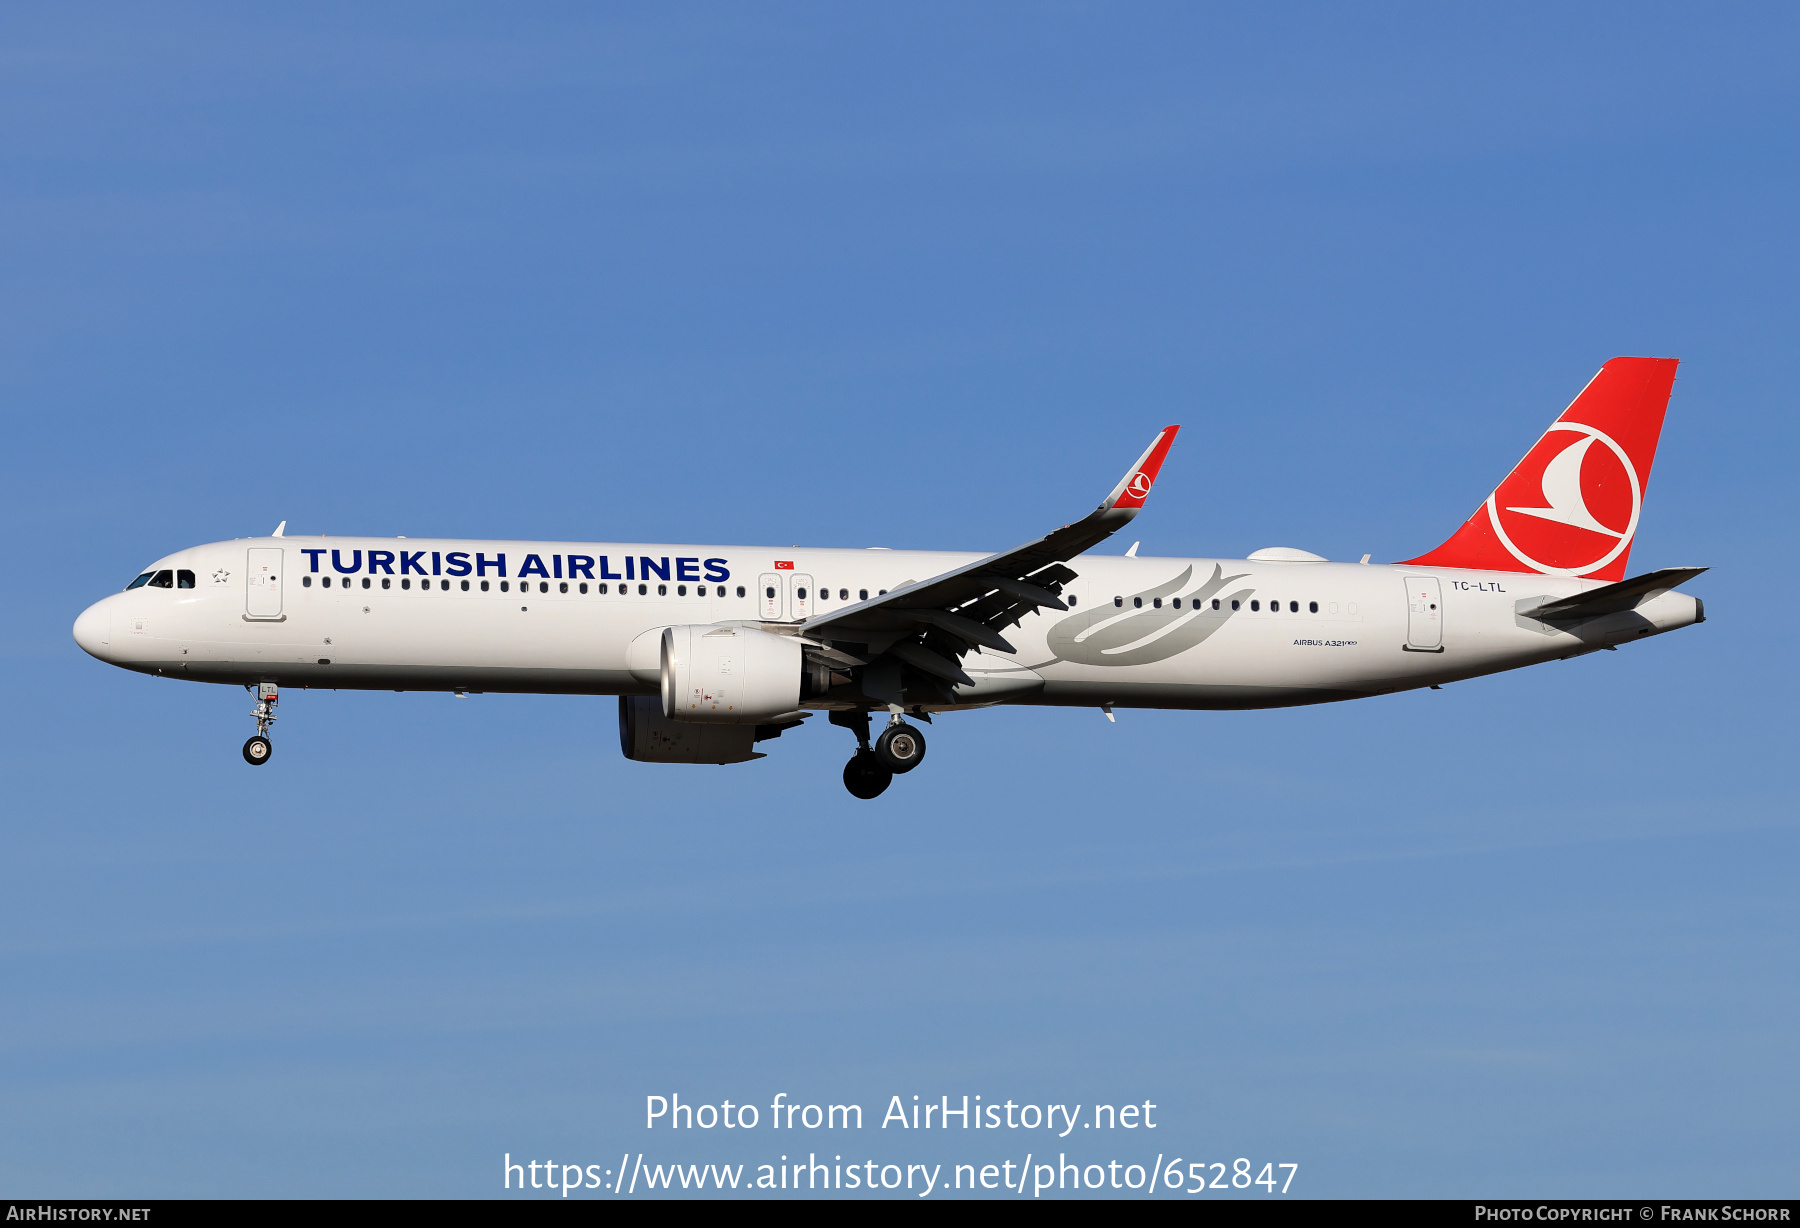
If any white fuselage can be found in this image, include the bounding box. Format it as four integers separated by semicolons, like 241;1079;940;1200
73;536;1702;711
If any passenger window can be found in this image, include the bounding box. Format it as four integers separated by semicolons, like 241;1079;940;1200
597;583;608;594
677;585;687;596
1068;594;1077;607
797;587;807;600
302;576;313;588
657;584;667;596
1251;600;1260;611
1151;597;1161;608
1230;600;1239;610
401;578;410;590
1309;601;1318;613
1290;601;1299;613
859;589;868;601
1114;596;1123;607
1212;599;1221;610
1133;597;1143;608
382;577;392;589
500;581;510;592
639;584;647;595
717;586;726;597
177;570;196;589
577;582;586;594
765;586;776;599
460;580;469;591
839;588;848;600
149;570;174;588
126;572;154;590
736;586;746;598
879;589;887;595
1171;598;1180;609
480;580;490;592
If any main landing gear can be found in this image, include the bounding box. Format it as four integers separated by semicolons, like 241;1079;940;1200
831;708;928;799
243;683;277;766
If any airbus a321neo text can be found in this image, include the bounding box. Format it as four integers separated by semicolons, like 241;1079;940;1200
75;357;1706;798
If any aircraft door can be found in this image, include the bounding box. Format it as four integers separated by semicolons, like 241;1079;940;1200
1404;575;1443;650
789;573;814;621
246;548;284;619
758;573;784;621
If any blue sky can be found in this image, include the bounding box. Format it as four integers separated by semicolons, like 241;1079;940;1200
2;3;1795;1197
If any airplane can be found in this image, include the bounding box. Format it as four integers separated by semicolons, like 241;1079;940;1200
73;356;1705;799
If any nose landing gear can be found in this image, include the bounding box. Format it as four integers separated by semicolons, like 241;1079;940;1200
243;683;277;766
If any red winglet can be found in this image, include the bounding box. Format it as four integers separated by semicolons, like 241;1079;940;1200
1106;426;1181;511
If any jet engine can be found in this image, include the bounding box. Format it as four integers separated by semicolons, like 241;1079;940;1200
618;696;764;764
659;624;831;722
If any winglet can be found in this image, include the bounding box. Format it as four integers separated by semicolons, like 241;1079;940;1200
1101;426;1180;514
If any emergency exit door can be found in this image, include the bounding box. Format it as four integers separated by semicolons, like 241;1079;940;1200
758;573;784;621
1404;575;1443;651
788;573;815;621
246;548;284;619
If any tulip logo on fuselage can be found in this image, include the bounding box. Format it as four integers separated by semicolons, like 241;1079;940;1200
1036;564;1254;668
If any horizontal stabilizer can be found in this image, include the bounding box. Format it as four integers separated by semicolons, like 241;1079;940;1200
1523;567;1708;621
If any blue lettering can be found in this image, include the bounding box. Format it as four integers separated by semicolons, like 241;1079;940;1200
400;550;427;575
676;557;701;582
553;555;563;579
331;549;362;574
367;550;396;575
703;558;731;583
519;554;550;579
568;555;595;580
476;553;506;577
625;556;634;581
641;556;670;582
301;549;326;573
599;555;621;580
431;551;442;576
444;552;472;577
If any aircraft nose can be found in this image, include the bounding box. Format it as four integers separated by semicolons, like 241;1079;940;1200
73;599;114;660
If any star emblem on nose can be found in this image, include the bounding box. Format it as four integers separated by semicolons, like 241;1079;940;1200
213;569;231;584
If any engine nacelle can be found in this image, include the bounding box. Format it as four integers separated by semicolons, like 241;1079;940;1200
618;696;761;764
660;624;809;723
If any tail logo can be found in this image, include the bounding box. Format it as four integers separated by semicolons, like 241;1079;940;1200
1125;471;1153;498
1486;422;1641;577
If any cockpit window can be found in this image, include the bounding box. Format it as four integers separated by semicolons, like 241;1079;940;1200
177;570;196;589
126;573;154;590
147;570;174;589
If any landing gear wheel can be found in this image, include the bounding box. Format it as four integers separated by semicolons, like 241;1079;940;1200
843;750;892;799
243;735;272;766
875;722;926;773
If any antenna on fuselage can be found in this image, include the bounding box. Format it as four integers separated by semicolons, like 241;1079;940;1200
272;521;286;537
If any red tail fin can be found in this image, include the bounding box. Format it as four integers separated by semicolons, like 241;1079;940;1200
1401;357;1679;581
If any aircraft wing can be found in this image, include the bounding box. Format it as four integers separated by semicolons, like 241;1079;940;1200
801;426;1179;692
